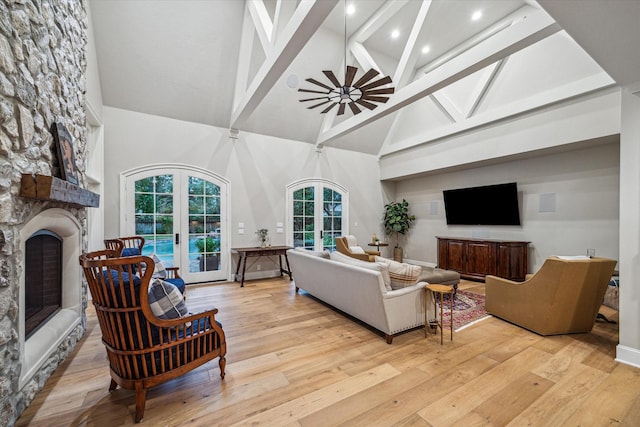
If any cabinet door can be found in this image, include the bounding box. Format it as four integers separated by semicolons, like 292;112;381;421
466;241;496;277
446;240;466;272
497;242;528;280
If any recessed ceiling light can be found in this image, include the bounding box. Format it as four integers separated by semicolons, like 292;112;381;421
391;29;400;39
421;45;430;54
471;10;482;21
346;4;355;15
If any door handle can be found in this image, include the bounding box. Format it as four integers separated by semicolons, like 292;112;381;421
175;233;180;245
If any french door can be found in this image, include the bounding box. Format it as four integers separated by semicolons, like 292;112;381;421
122;166;229;283
286;179;348;251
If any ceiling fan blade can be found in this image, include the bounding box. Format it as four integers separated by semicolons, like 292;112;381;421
364;87;395;95
352;69;380;88
322;70;341;88
306;99;332;109
344;66;358;87
321;102;338;114
305;78;334;91
337;103;346;116
298;88;330;94
355;98;378;110
348;102;361;115
360;95;390;103
300;96;330;102
359;76;393;91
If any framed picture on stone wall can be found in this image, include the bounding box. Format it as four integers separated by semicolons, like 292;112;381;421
51;122;79;185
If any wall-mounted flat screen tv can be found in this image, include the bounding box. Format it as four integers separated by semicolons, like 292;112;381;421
443;182;521;225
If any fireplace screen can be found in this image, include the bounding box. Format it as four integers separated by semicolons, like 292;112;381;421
25;230;62;338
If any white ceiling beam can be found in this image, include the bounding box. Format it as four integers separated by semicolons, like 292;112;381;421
272;0;297;44
379;72;615;156
351;0;408;43
247;0;274;53
393;0;432;88
465;59;506;118
233;6;258;111
431;93;463;123
349;41;379;74
231;0;339;128
317;9;562;146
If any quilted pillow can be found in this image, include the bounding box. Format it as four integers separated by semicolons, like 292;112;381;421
375;256;422;290
149;253;167;279
148;279;188;320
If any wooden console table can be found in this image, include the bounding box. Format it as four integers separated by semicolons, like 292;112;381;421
231;246;293;287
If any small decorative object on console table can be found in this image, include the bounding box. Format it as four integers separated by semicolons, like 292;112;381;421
256;228;269;248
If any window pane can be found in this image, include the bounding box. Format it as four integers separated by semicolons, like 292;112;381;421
304;187;314;200
156;195;173;214
135;193;154;214
293;200;304;216
155;175;173;193
135;215;153;234
135;177;154;193
189;216;204;233
188;177;204;195
189;196;204;214
293;189;304;200
304;201;314;216
156;215;173;234
206;196;220;215
205;181;220;196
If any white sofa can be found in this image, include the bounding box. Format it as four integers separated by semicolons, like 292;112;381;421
287;248;432;344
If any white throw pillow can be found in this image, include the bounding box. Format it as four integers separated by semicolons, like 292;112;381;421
349;246;366;254
375;256;422;290
330;251;392;291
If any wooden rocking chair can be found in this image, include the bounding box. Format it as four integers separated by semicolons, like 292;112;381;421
79;250;226;422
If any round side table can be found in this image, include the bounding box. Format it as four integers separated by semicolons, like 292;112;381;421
425;284;454;345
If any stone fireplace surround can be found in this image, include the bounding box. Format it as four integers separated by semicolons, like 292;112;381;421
0;1;90;425
18;209;83;390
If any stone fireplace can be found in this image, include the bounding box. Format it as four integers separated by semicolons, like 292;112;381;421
0;1;90;426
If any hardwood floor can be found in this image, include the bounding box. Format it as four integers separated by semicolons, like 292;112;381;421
16;278;640;426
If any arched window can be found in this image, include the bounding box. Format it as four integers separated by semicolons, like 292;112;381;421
286;179;348;251
122;164;229;283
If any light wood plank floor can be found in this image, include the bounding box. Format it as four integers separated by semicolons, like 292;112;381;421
16;278;640;426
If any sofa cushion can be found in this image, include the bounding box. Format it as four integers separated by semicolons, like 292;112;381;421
294;246;330;258
349;246;366;254
375;256;421;290
330;251;391;291
148;279;188;320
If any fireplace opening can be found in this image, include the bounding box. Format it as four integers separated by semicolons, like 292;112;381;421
25;230;62;339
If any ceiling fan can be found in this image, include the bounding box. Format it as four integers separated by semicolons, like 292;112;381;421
297;0;394;116
298;66;395;115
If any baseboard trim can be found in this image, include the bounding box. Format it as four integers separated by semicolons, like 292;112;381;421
616;344;640;368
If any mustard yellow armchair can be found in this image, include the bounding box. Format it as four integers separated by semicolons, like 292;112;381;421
335;235;380;262
485;256;617;335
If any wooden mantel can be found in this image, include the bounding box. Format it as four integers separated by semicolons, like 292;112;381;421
20;174;100;208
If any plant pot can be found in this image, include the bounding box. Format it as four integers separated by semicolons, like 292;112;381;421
393;247;403;262
199;254;219;271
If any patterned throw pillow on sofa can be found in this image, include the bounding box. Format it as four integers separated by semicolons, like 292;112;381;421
148;279;188;320
375;256;422;290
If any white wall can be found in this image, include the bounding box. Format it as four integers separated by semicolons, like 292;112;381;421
617;89;640;367
102;107;385;276
394;141;620;273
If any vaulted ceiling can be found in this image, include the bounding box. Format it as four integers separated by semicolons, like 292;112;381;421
89;0;639;155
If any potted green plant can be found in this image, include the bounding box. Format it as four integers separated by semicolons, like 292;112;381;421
383;199;416;262
195;236;220;271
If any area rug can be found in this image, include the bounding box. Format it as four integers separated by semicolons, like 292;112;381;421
434;289;490;332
